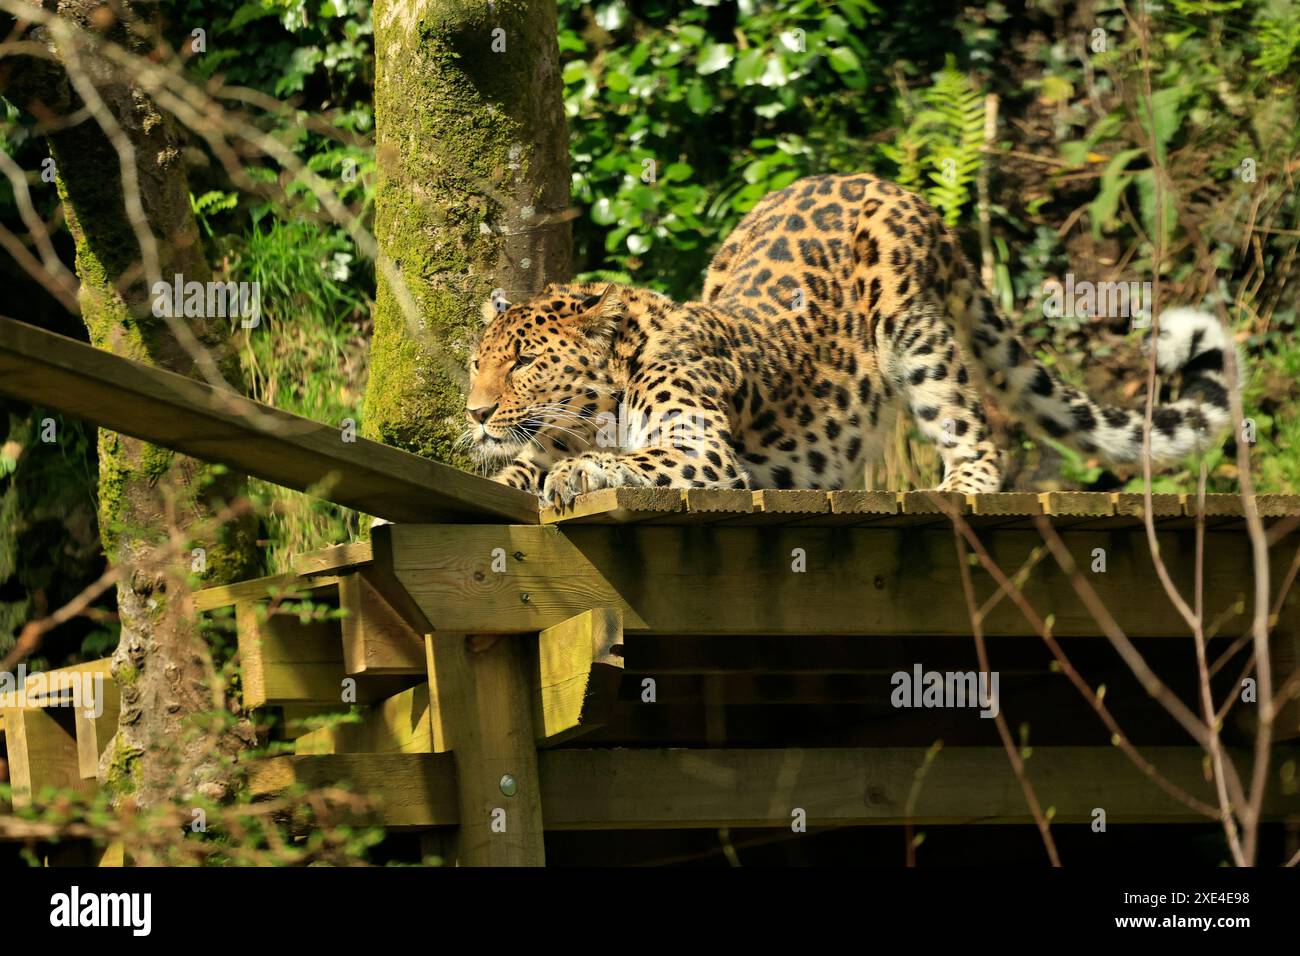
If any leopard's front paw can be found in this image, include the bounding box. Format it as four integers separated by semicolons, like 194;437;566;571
541;453;624;510
492;464;544;496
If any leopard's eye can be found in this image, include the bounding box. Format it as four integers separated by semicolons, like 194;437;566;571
514;354;538;370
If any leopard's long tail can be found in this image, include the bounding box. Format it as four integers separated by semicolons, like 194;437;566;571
958;286;1235;465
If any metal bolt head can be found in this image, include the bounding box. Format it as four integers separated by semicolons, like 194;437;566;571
520;592;530;604
499;774;518;797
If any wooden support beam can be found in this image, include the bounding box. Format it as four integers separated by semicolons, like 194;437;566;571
193;573;339;613
236;602;345;709
248;752;459;829
387;524;1278;637
1273;590;1300;743
278;704;351;741
547;746;1299;827
338;572;426;675
293;604;625;754
425;633;545;865
250;745;1300;830
0;316;538;524
96;842;126;867
2;708;94;808
533;608;624;746
294;684;444;755
3;658;113;707
235;602;415;708
292;540;374;576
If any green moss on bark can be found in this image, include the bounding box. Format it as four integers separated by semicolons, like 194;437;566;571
367;0;571;463
23;10;261;807
102;732;144;797
50;114;252;576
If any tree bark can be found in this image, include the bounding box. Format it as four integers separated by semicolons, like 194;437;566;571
0;1;259;805
367;0;572;464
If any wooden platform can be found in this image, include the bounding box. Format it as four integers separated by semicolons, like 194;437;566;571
539;487;1300;530
3;314;1299;865
171;505;1300;864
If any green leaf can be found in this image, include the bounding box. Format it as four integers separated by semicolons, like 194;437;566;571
733;48;766;85
1135;169;1177;251
226;2;278;32
686;80;713;114
696;43;733;75
662;162;693;183
605;69;631;93
557;31;586;54
594;1;628;32
1089;148;1143;239
1040;74;1073;103
591;197;618;226
562;60;587;85
677;25;707;47
758;55;792;88
1141;87;1187;165
828;46;862;74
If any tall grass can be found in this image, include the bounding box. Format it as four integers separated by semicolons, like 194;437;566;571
228;214;372;572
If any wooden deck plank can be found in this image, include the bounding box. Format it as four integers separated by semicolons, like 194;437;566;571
670;488;756;525
538;746;1297;828
542;490;1300;526
541;488;683;525
819;489;902;527
706;489;830;526
0;317;538;524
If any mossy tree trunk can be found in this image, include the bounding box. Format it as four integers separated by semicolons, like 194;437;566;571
0;0;258;805
368;0;572;464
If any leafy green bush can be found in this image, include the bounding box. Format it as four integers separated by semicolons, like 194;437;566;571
558;0;884;297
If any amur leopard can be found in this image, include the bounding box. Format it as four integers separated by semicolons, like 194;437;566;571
465;173;1233;509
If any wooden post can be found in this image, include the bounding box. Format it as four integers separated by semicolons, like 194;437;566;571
74;681;121;780
425;633;545;866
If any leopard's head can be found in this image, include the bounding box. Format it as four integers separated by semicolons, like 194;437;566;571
464;282;624;463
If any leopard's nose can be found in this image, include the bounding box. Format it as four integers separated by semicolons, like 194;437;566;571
467;403;498;425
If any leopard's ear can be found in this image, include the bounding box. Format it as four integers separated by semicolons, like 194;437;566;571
482;289;510;324
574;284;624;337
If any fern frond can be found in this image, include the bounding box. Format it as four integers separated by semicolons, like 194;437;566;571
882;57;986;222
